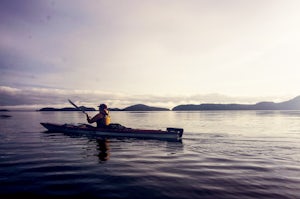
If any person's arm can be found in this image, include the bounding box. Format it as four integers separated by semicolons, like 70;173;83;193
86;113;91;123
86;113;102;124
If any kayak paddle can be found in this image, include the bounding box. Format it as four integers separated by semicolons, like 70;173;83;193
68;99;86;114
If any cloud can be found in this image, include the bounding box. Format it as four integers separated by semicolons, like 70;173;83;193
0;0;46;22
1;1;300;102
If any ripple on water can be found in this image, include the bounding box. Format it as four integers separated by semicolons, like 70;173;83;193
1;124;300;199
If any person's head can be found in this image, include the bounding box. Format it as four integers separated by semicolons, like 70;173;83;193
98;104;108;111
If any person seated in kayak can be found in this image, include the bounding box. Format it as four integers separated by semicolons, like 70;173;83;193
86;104;111;128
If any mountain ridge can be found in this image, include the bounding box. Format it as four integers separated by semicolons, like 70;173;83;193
36;96;300;112
121;104;169;111
172;95;300;111
38;106;96;112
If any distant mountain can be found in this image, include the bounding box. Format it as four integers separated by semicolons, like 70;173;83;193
38;104;169;112
39;106;96;111
37;96;300;112
276;96;300;109
172;96;300;111
123;104;169;111
108;108;123;111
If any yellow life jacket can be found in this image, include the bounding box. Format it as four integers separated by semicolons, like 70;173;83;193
104;113;111;126
97;110;110;127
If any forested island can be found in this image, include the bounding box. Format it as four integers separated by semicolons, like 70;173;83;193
39;107;96;112
38;104;169;112
38;96;300;112
172;96;300;111
122;104;169;111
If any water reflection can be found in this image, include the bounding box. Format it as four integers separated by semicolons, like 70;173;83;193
42;128;185;165
96;138;110;162
0;114;12;118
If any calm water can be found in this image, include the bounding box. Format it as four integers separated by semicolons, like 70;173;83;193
0;111;300;198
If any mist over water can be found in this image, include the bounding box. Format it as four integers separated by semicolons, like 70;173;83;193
1;111;300;198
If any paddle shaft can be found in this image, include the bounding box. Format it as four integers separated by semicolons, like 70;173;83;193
68;99;86;114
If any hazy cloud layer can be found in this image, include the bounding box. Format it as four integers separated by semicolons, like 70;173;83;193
0;86;291;110
1;1;300;108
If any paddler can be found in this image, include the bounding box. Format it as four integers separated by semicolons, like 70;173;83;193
86;104;111;128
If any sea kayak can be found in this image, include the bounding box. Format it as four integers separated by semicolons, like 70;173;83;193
41;123;184;141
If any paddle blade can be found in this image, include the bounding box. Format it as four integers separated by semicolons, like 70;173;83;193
68;99;85;113
68;99;79;109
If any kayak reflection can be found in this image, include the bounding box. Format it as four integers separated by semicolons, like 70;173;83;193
96;138;110;162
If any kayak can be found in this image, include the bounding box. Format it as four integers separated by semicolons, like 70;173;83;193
40;123;184;141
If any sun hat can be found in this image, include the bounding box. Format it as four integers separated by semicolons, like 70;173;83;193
98;104;107;109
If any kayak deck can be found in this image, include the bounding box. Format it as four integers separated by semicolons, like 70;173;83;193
41;123;184;141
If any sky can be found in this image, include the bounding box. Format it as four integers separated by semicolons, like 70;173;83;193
1;0;300;110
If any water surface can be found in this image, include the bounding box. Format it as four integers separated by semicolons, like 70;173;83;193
0;111;300;198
